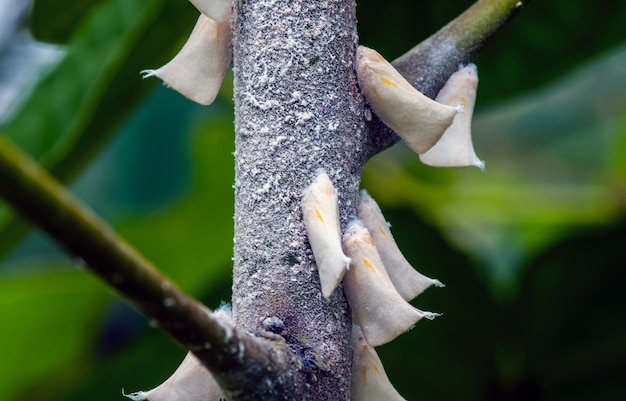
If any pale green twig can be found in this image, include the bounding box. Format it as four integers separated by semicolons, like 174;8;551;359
368;0;530;154
395;0;529;98
0;135;299;400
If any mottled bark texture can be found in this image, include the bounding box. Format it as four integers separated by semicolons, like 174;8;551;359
230;0;527;399
232;0;363;399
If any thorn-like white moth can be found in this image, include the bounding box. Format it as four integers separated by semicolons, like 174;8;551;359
342;222;438;346
123;306;231;401
356;46;459;154
420;64;485;170
302;173;351;298
124;352;222;401
188;0;232;23
351;325;407;401
357;190;444;301
141;14;232;105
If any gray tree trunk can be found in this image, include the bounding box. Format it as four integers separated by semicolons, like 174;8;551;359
232;0;365;399
228;0;524;398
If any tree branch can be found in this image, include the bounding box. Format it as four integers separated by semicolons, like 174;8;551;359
231;0;360;399
0;134;300;400
365;0;530;155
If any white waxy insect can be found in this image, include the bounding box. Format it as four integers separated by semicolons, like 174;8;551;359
342;222;438;346
141;14;232;105
124;306;231;401
420;64;485;170
357;190;444;301
124;352;222;401
356;46;459;154
351;325;407;401
302;172;351;298
188;0;232;23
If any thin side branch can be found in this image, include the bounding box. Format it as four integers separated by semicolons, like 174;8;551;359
366;0;530;154
0;135;299;400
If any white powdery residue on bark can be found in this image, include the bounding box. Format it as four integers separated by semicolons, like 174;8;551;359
232;0;366;399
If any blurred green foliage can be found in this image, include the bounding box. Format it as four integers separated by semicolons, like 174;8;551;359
0;0;625;400
0;0;196;256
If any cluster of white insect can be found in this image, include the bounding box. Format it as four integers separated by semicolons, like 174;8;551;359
356;45;484;170
302;176;443;400
299;46;484;400
143;1;485;172
136;0;484;397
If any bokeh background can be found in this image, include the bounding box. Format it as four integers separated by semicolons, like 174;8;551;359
1;0;625;400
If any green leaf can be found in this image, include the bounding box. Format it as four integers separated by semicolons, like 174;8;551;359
0;0;197;257
115;115;235;295
0;105;234;400
6;0;159;161
30;0;107;43
517;222;626;400
0;266;109;401
0;103;235;401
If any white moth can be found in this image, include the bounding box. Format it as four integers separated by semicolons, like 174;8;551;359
302;172;351;298
123;306;231;401
351;325;407;401
124;352;222;401
356;45;459;154
141;13;232;105
357;190;444;301
188;0;232;23
420;64;485;170
342;222;438;346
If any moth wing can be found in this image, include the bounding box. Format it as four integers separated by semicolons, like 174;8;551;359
357;191;443;301
142;14;232;106
302;173;351;298
342;222;438;346
356;46;458;154
125;352;222;401
420;64;485;169
188;0;232;23
351;325;407;401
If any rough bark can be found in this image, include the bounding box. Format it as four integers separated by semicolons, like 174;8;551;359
232;0;364;399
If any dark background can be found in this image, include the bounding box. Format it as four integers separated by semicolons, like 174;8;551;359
0;0;625;400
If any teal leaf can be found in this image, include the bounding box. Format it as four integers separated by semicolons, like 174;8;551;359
0;0;197;257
